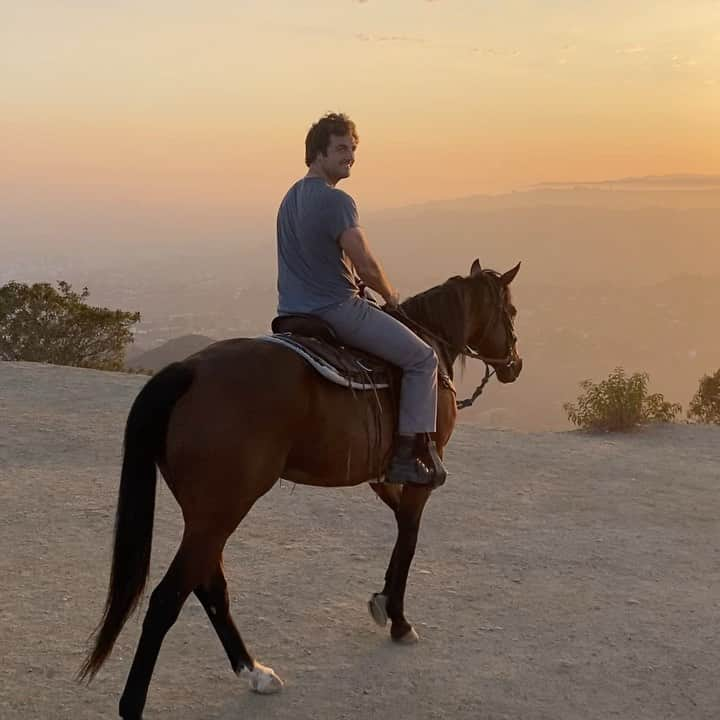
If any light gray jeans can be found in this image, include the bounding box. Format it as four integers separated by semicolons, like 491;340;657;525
315;296;438;434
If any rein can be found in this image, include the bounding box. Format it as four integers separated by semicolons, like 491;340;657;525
388;303;513;411
455;364;493;409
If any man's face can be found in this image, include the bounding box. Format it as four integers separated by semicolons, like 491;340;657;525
319;133;356;182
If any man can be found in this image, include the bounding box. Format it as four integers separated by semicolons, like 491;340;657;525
276;112;446;486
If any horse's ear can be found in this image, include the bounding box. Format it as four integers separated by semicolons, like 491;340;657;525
500;262;521;285
470;259;482;276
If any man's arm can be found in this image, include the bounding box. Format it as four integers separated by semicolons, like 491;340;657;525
339;226;400;308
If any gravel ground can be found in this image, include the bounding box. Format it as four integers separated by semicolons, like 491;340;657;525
1;360;719;720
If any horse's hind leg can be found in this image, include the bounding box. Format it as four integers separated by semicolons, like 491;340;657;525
118;531;219;720
194;558;283;694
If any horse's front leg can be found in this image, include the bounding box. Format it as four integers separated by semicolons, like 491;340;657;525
369;483;431;642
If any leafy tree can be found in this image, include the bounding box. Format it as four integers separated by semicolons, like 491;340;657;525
563;367;682;432
0;281;140;371
687;369;720;424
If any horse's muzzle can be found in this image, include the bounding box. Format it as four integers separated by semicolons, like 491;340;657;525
496;356;522;383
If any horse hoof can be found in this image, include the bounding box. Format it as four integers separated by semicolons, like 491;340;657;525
248;661;284;694
368;593;388;627
393;626;420;644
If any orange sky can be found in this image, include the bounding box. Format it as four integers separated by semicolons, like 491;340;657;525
2;1;718;223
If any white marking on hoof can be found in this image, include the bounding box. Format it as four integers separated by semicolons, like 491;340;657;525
248;661;283;694
394;627;420;644
368;593;388;627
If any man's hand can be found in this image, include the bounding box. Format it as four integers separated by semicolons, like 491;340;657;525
384;290;401;310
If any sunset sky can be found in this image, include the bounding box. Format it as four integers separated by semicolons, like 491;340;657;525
2;0;719;228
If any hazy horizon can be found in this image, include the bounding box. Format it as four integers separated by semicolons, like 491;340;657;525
3;173;720;260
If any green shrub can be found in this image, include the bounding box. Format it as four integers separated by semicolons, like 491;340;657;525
563;367;682;432
687;368;720;424
0;281;140;371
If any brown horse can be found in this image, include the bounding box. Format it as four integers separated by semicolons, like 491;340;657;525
79;259;523;719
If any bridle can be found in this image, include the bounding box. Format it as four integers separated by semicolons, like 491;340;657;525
455;299;518;409
463;279;517;363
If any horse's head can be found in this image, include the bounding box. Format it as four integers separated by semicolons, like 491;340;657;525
465;259;523;383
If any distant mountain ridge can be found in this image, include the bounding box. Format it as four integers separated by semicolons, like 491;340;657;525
530;174;720;190
368;175;720;220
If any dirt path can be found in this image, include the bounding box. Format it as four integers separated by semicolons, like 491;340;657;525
1;361;718;719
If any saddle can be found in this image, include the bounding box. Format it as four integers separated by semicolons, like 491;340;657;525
267;314;395;390
268;314;448;489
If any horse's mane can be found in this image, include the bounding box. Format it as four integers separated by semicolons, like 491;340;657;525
401;275;469;358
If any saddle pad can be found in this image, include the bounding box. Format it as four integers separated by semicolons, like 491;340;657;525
260;334;391;390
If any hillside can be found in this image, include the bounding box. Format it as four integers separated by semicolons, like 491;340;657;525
125;333;216;372
1;360;719;719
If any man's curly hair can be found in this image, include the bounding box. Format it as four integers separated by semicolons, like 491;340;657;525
305;112;359;167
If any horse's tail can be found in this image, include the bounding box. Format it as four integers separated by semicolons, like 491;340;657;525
78;362;194;682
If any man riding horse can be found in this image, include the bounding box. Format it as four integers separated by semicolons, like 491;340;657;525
79;111;523;720
276;112;445;486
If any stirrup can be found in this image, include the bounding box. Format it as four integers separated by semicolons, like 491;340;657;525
425;439;447;488
417;435;447;489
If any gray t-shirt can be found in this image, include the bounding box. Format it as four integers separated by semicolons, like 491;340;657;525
276;176;360;314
